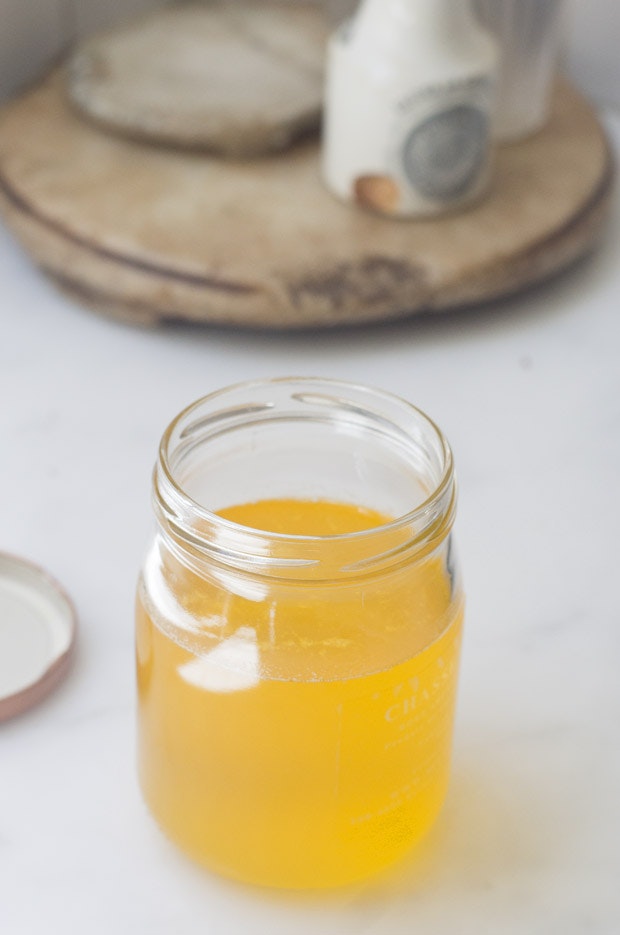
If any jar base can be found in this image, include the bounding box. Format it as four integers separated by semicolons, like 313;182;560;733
143;797;445;890
139;766;448;890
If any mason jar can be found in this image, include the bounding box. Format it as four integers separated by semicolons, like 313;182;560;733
136;378;464;888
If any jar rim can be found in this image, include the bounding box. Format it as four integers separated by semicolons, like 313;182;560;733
156;377;455;550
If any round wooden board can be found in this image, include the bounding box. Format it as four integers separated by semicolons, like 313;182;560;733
0;71;614;329
67;2;330;157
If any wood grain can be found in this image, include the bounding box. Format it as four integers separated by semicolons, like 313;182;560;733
67;2;330;156
0;71;613;329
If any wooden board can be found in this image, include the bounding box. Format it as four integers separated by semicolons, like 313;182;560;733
0;71;613;329
67;2;330;157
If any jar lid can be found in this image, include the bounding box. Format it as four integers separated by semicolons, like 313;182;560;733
0;552;77;722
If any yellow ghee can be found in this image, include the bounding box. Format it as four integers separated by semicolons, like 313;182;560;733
136;499;462;888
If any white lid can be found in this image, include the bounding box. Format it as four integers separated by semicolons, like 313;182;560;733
0;552;77;722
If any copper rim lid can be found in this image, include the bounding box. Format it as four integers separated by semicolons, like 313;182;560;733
0;552;77;722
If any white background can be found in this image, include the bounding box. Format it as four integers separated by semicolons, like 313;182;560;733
0;0;619;105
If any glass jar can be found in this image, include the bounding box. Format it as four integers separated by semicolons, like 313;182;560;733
136;378;464;889
474;0;566;141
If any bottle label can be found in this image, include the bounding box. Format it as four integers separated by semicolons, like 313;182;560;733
402;104;489;201
335;610;463;831
392;75;494;209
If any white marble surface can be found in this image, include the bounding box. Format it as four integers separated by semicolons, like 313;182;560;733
1;111;619;934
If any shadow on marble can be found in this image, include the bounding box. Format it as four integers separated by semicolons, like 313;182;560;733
201;759;555;914
371;764;547;899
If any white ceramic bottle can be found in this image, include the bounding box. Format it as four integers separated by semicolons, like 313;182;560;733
322;0;499;218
